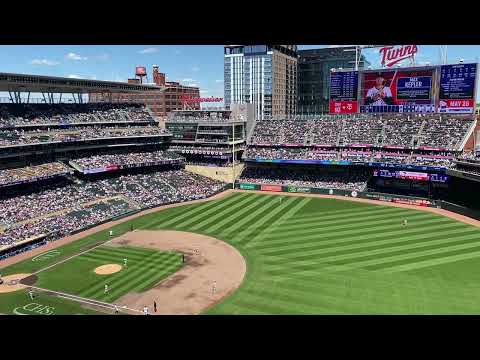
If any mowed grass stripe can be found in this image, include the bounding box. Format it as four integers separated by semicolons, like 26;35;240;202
103;255;182;301
240;286;348;314
79;250;174;267
92;246;157;259
380;250;480;273
155;193;246;228
212;196;285;235
260;227;480;258
250;217;460;251
264;210;432;235
264;215;448;237
274;206;419;227
93;254;180;301
232;197;299;245
238;205;415;233
274;204;397;223
319;241;480;273
263;231;480;267
174;193;254;229
162;193;247;228
193;194;270;232
78;251;165;298
242;197;312;248
215;196;279;236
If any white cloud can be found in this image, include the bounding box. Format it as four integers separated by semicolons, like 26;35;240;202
192;66;200;72
215;79;224;83
30;59;60;66
67;74;82;79
66;52;88;61
138;47;159;54
182;78;196;83
327;45;356;48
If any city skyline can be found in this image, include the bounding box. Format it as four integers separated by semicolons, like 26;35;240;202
0;45;479;103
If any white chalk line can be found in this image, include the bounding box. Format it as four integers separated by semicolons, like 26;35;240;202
29;285;143;314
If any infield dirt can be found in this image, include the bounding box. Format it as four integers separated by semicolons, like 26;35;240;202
109;230;246;315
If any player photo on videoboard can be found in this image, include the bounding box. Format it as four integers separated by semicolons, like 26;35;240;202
360;69;436;113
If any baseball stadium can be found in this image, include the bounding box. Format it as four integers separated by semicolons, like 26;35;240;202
2;50;480;316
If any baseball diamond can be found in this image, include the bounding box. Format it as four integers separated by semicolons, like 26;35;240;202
1;45;480;316
2;191;480;315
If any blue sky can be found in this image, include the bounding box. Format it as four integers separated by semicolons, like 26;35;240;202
0;45;479;101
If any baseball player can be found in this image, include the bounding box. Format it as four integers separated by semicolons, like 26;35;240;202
154;301;157;313
28;289;34;300
403;219;408;226
109;230;113;237
123;258;128;267
105;284;109;294
212;280;217;294
366;75;394;106
114;305;119;314
143;306;149;315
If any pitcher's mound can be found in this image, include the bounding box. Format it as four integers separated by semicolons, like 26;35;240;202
0;273;32;293
94;264;122;275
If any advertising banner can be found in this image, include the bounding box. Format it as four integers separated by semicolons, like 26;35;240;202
239;183;258;190
286;186;311;193
360;68;435;113
329;71;359;114
260;184;283;192
438;63;477;113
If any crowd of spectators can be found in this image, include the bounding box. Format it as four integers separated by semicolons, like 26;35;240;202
71;150;184;171
240;167;369;191
0;103;155;128
244;147;339;161
249;115;474;150
0;125;167;147
0;162;72;187
0;168;225;248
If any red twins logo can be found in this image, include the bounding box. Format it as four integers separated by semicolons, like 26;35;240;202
379;45;418;68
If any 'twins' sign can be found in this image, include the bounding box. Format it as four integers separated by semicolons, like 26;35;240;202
379;45;418;68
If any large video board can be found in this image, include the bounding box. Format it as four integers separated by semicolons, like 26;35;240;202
359;68;436;113
438;63;477;113
329;71;358;114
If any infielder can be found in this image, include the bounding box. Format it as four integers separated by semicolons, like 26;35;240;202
105;284;109;294
212;280;217;294
143;306;149;315
123;258;128;267
109;230;113;237
114;305;119;314
28;289;34;300
403;219;408;226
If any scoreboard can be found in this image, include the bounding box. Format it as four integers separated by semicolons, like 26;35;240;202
373;169;449;183
438;63;477;113
329;71;358;114
329;63;477;114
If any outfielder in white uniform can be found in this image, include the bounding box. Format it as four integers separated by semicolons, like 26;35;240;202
123;258;128;267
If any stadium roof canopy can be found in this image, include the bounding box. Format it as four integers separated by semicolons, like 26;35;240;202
0;72;164;94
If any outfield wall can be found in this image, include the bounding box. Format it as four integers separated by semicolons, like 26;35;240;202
236;182;437;208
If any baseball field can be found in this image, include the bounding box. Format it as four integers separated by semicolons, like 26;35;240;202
2;190;480;315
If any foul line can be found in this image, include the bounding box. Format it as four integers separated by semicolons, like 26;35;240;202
29;285;143;314
33;237;116;276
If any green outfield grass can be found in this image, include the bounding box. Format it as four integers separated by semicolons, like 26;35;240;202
35;246;183;303
3;191;480;314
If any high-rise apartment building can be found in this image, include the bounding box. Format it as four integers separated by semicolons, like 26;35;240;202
297;47;369;115
224;45;297;120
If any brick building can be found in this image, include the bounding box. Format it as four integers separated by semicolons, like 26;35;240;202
89;65;200;119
